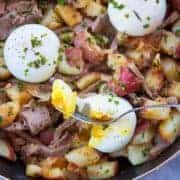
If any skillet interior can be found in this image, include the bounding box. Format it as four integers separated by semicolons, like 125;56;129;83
0;139;179;180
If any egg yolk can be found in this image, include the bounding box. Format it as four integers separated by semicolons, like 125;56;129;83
90;110;112;121
51;79;77;119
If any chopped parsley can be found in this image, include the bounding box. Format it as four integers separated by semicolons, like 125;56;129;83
24;68;29;76
0;64;7;69
28;53;48;69
0;116;3;124
23;47;28;53
142;147;150;157
61;32;74;44
175;29;180;36
156;0;159;4
124;13;129;18
143;24;149;29
104;169;110;174
109;0;125;10
31;35;42;48
8;107;14;117
94;34;109;48
17;81;25;91
146;16;151;21
57;0;65;5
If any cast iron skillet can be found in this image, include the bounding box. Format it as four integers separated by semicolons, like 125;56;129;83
0;138;179;180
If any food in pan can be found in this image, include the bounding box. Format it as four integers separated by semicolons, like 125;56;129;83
0;0;179;179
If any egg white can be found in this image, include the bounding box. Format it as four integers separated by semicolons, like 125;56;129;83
4;24;60;83
108;0;167;36
77;94;137;153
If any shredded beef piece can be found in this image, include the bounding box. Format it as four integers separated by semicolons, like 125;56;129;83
20;105;52;135
0;0;42;40
91;13;117;42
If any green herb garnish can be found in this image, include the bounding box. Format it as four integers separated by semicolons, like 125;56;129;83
31;35;42;48
109;0;125;10
57;0;65;5
0;116;3;124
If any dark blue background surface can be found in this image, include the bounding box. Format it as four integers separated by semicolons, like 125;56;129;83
142;156;180;180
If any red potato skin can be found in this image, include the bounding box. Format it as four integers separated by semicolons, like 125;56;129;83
175;44;180;59
74;31;105;64
67;163;88;179
65;47;83;67
135;120;151;135
108;66;142;96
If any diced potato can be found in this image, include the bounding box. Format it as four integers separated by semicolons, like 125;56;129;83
40;157;67;169
41;9;62;30
5;84;32;105
0;57;11;80
145;67;164;93
72;133;89;149
160;31;179;57
172;20;180;37
65;146;100;167
0;101;20;128
57;51;84;75
166;82;180;99
87;161;119;180
85;1;105;17
107;53;128;70
159;111;180;143
109;148;128;158
126;49;152;69
161;57;179;82
67;163;88;179
42;167;65;179
55;5;82;27
132;126;155;145
26;164;42;177
0;139;16;161
140;98;170;121
76;72;101;90
128;144;152;165
73;0;90;8
40;157;66;179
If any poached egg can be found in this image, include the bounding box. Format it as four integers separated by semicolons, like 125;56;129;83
77;94;137;153
108;0;167;36
4;24;60;83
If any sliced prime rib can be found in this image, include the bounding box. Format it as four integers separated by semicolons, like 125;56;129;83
0;0;42;40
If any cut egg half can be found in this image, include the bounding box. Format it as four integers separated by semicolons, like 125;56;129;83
108;0;167;36
77;94;137;153
4;24;60;83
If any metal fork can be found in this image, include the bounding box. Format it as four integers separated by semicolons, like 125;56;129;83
71;104;180;125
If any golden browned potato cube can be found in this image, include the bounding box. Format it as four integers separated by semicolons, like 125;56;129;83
145;67;164;93
0;101;20;128
76;72;101;90
55;5;82;27
160;31;179;57
85;1;105;17
41;9;62;30
159;111;180;143
107;53;128;70
140;98;170;121
87;161;119;180
161;57;179;82
132;126;155;145
26;164;42;177
65;146;100;167
73;0;90;8
0;57;11;80
166;82;180;99
5;84;32;105
128;144;152;165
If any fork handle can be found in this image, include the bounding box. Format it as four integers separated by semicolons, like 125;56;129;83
112;104;180;123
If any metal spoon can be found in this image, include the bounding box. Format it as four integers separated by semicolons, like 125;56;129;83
71;104;180;125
